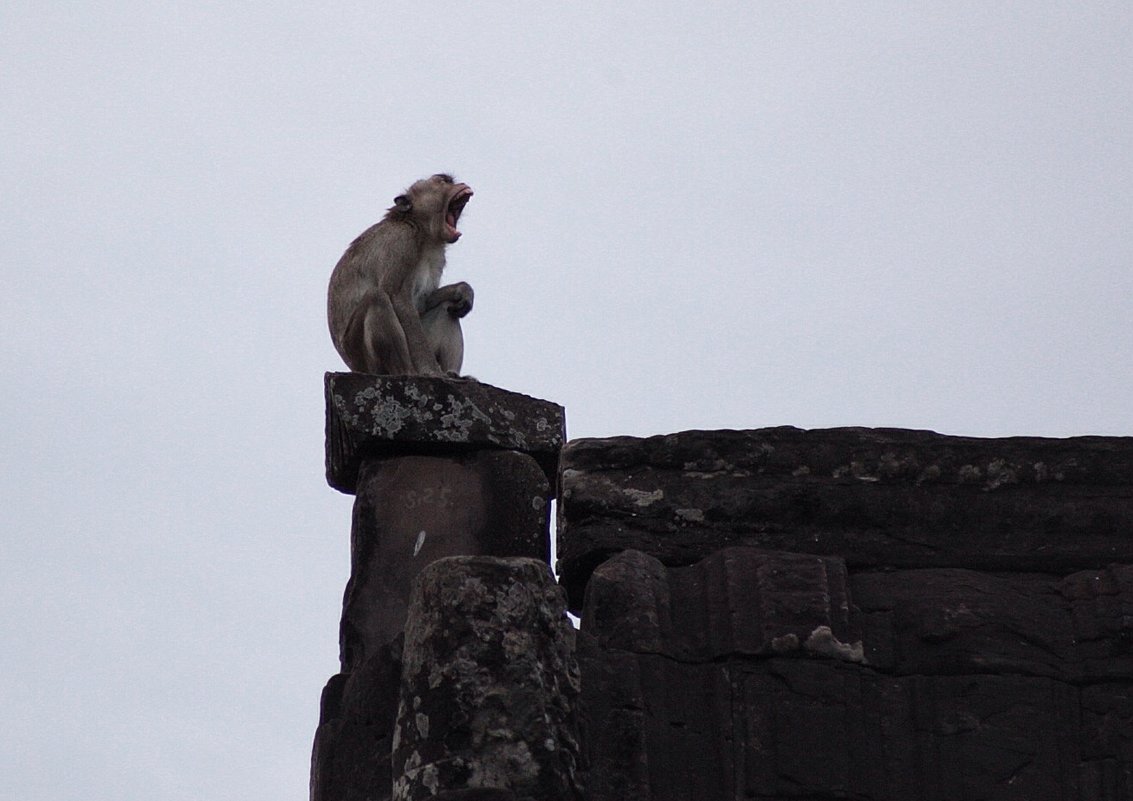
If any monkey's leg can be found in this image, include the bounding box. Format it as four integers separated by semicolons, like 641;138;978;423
361;293;416;375
421;302;465;375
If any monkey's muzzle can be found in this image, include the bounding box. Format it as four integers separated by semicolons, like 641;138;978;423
445;185;472;242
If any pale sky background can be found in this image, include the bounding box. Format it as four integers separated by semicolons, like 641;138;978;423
2;3;1131;799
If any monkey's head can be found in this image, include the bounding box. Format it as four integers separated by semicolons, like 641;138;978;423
390;173;473;244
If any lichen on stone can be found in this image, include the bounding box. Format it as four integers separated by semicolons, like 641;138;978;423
363;396;416;436
624;488;664;507
804;625;866;664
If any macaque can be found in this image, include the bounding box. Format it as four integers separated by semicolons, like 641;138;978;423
327;174;474;376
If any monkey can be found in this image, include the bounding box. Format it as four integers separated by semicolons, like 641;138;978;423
327;174;474;376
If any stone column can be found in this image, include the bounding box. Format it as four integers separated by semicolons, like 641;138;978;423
392;557;584;801
312;374;566;801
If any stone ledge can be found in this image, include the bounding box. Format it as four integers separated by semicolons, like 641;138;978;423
325;372;565;494
557;427;1133;609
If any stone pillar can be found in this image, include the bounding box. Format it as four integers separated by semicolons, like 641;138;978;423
312;374;566;801
341;450;552;673
392;557;584;801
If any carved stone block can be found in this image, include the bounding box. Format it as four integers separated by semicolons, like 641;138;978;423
576;543;1133;799
733;662;1082;801
392;557;584;801
311;641;402;801
582;547;861;663
340;451;550;673
557;427;1133;610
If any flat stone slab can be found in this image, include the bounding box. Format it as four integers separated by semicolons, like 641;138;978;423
325;373;566;494
557;426;1133;609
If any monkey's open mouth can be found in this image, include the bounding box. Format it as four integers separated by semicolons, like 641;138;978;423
445;187;472;241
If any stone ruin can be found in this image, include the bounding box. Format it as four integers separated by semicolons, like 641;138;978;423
312;373;1133;800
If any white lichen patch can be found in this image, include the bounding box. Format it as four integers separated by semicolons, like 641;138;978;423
682;458;728;473
833;461;879;482
457;576;491;609
916;465;942;485
624;488;664;507
366;399;416;435
771;633;800;653
804;625;866;664
400;748;421;770
415;712;430;739
984;458;1019;491
675;508;705;523
878;452;903;476
421;763;439;794
958;464;982;483
413;530;426;556
469;740;539;786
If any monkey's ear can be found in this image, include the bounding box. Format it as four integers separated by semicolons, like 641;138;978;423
393;194;412;212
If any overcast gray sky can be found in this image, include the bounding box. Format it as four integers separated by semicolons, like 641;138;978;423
3;3;1131;799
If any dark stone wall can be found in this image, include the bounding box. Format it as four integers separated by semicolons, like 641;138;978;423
561;427;1133;801
313;394;1133;800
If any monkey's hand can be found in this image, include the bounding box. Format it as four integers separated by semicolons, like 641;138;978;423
428;282;474;318
448;282;473;318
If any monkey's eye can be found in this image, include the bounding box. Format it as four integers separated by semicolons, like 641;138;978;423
433;173;454;184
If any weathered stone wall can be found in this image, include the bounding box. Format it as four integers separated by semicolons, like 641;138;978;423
559;427;1133;801
313;390;1133;800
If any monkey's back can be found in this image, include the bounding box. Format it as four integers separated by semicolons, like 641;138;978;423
327;221;392;354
